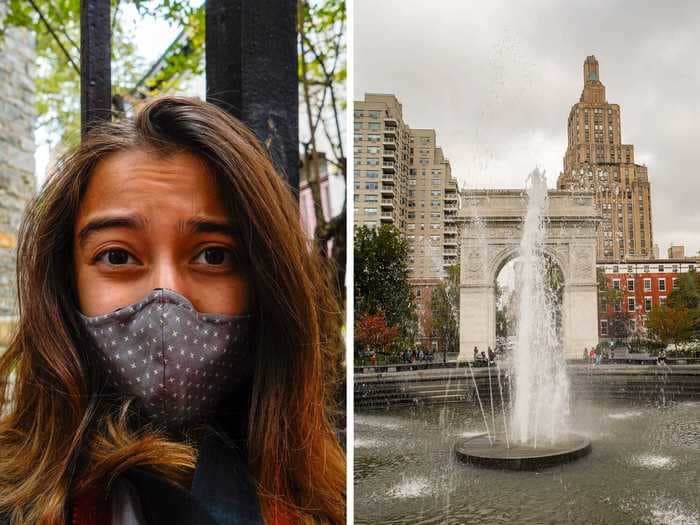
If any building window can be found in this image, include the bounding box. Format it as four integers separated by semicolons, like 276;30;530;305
658;278;666;292
659;296;667;307
627;279;634;291
645;297;652;312
612;279;620;290
643;278;652;291
365;208;377;215
629;319;636;333
628;297;635;312
673;278;679;290
600;320;608;336
365;182;378;190
614;300;622;313
658;265;664;272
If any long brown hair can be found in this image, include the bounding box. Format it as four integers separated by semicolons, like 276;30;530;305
0;96;345;524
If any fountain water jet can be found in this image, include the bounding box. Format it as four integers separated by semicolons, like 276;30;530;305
510;168;569;445
455;169;591;470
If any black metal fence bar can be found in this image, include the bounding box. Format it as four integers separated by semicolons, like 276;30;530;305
79;0;298;190
80;0;111;137
205;0;299;190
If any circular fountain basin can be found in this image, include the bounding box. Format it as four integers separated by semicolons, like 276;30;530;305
454;432;591;470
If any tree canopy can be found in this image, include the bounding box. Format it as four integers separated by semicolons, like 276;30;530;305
354;225;417;350
0;0;205;149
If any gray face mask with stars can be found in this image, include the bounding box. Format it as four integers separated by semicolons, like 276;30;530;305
78;288;252;428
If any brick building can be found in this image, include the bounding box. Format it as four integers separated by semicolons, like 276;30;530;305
597;251;698;341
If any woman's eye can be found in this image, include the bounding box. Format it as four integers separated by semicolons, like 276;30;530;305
96;249;134;266
195;247;232;266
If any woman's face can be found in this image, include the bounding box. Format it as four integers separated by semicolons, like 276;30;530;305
73;148;249;317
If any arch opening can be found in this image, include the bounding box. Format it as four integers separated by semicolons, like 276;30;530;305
494;251;566;356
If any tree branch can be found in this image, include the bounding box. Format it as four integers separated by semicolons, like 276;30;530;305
298;0;328;255
27;0;80;74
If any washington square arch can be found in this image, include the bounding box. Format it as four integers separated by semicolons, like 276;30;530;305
457;189;600;361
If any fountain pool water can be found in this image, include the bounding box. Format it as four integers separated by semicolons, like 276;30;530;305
355;400;700;524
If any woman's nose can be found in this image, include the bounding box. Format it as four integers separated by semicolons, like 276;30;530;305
151;260;188;298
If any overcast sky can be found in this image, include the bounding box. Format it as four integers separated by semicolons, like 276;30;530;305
354;0;700;257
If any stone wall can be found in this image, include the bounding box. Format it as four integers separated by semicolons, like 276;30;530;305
0;1;36;344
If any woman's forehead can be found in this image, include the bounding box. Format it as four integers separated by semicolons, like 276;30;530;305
78;148;226;218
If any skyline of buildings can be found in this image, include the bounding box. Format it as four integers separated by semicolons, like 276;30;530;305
354;56;693;284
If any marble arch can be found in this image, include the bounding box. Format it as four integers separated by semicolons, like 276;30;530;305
458;190;599;360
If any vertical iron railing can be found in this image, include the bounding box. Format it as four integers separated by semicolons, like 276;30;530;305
205;0;298;190
80;0;298;189
80;0;111;136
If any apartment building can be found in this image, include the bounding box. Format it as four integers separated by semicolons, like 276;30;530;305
354;93;460;279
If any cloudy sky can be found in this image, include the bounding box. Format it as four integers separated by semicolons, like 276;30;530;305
354;0;700;257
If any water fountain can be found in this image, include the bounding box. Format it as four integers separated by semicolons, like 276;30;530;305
454;169;592;470
354;169;700;524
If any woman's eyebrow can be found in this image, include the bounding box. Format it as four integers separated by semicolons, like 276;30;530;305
77;214;148;248
180;217;237;238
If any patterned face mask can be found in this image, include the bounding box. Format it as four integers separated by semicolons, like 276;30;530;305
78;288;252;428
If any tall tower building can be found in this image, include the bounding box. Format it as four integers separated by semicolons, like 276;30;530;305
557;56;653;260
353;93;460;278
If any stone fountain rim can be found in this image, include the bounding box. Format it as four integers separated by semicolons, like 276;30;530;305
454;432;592;470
